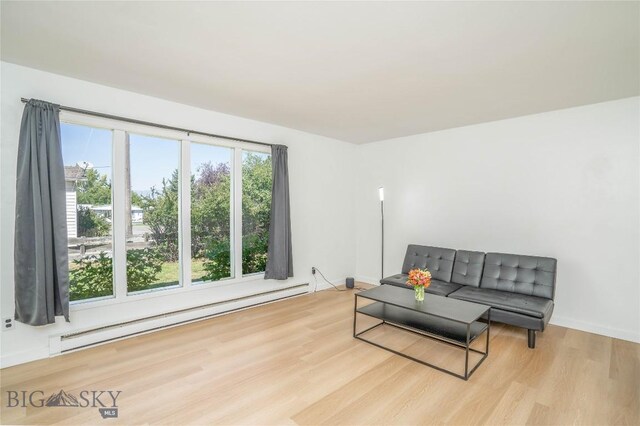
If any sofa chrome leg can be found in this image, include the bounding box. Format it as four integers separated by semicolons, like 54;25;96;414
528;329;536;349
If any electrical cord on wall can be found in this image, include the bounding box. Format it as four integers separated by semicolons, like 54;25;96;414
312;267;346;292
312;267;367;292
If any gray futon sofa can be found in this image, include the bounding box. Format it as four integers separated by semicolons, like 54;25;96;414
380;244;557;348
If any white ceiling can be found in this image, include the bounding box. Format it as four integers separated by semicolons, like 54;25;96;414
2;1;638;143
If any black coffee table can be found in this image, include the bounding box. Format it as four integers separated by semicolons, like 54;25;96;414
353;285;491;380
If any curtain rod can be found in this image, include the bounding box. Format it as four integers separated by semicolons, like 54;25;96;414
20;97;278;148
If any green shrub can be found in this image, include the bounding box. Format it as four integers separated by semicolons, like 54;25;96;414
202;239;232;281
242;233;269;275
126;248;165;292
69;252;113;301
77;207;110;237
69;248;165;300
141;172;180;262
200;233;268;280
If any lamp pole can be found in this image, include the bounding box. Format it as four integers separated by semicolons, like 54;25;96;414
379;187;384;279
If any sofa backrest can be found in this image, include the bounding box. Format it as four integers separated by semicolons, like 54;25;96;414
481;253;557;299
402;245;456;282
451;250;485;287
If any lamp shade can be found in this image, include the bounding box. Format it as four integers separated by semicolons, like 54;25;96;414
378;187;384;201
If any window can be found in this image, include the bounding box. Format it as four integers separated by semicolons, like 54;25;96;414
190;143;233;283
126;134;181;293
60;113;273;304
61;123;114;302
242;151;272;275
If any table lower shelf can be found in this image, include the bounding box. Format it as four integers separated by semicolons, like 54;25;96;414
357;302;488;345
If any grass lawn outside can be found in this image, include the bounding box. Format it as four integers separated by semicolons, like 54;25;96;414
71;257;232;300
145;258;224;290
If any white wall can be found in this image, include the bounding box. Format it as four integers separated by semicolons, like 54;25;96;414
0;62;357;367
355;97;640;342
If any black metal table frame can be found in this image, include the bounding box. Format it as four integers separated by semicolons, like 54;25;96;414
353;293;491;380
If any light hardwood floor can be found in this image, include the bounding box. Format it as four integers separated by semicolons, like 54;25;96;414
1;285;639;425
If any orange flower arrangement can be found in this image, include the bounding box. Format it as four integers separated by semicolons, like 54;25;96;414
406;268;432;288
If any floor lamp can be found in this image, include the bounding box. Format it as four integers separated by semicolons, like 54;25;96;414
379;187;384;279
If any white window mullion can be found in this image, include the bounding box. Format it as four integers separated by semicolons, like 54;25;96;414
180;140;192;288
112;130;127;300
233;147;243;278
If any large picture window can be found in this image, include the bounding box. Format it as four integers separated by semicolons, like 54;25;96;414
59;114;272;304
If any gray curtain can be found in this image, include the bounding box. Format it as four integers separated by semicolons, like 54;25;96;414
264;145;293;280
14;99;70;325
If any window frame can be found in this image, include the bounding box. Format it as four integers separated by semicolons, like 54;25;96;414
124;131;184;295
61;121;117;303
61;111;272;310
187;140;235;286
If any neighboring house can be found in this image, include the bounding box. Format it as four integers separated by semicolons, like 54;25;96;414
132;206;144;223
88;205;112;222
64;165;86;239
65;166;143;240
89;205;143;223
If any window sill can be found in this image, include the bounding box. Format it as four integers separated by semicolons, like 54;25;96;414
70;272;267;311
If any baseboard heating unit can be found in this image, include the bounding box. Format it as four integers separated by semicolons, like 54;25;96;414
50;283;309;355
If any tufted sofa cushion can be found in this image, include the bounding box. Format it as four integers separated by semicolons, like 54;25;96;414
449;287;554;319
451;250;485;287
424;280;463;296
401;245;456;282
480;253;557;300
380;274;408;287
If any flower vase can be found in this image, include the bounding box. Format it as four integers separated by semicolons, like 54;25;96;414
414;285;425;302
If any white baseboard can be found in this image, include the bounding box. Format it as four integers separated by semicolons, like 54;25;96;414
549;315;640;343
59;286;308;353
